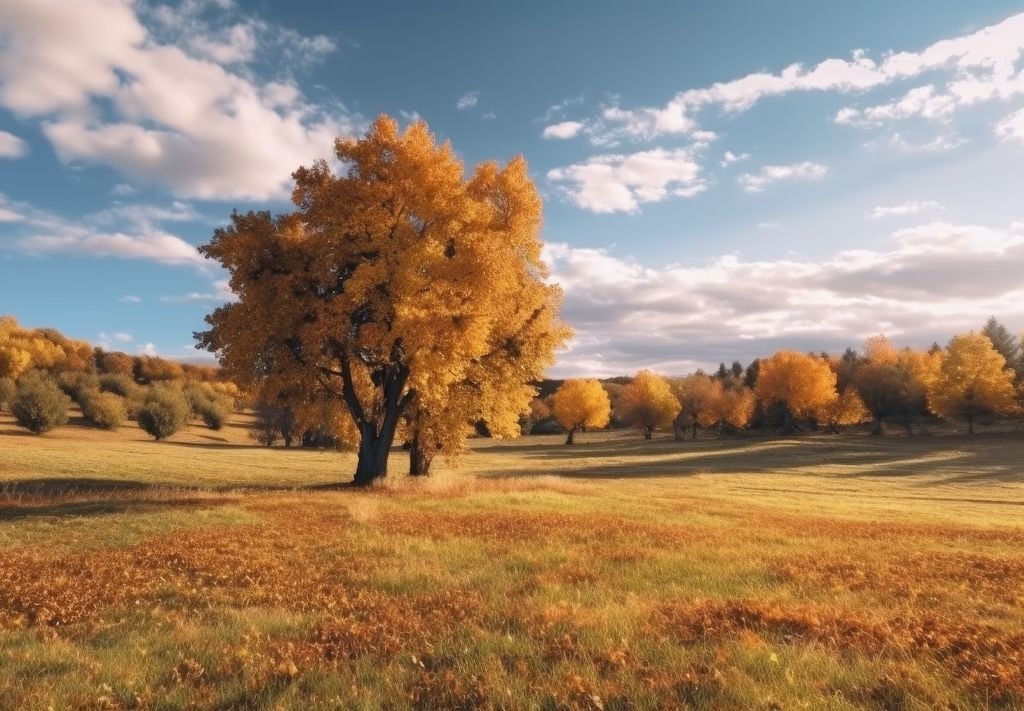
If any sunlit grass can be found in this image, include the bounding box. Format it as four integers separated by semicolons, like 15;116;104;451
1;411;1023;708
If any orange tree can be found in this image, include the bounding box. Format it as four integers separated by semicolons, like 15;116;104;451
198;116;569;485
928;332;1019;434
551;379;611;444
755;350;837;433
617;370;680;439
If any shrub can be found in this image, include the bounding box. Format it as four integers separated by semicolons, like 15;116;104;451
80;390;127;430
99;373;139;398
137;386;190;440
0;376;15;411
184;383;234;430
12;373;70;434
56;370;99;403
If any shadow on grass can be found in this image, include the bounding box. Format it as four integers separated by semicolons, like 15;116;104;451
0;497;232;521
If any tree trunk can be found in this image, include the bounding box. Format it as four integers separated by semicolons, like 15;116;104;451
644;424;653;440
782;410;794;435
871;416;883;436
691;421;698;440
565;426;576;445
409;435;434;476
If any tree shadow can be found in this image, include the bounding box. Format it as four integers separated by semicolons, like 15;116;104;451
0;496;232;521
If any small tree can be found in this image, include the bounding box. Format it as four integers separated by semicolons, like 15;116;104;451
755;350;837;433
11;373;70;434
928;332;1019;434
672;374;722;440
551;379;611;444
715;386;756;432
982;316;1022;380
617;370;680;439
137;387;190;440
80;390;127;430
817;387;870;434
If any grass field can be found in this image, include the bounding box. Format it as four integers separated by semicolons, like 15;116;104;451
2;410;1023;709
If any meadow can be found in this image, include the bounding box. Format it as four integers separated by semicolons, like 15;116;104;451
1;410;1023;709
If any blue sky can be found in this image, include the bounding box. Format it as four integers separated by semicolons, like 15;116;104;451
2;1;1024;375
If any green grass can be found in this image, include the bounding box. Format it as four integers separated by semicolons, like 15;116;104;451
1;410;1023;708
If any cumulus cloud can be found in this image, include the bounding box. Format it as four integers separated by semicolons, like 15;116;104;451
862;131;966;153
0;0;359;200
547;148;706;213
868;200;944;219
456;91;479;110
0;130;27;158
543;220;1024;376
737;162;827;193
542;121;584;140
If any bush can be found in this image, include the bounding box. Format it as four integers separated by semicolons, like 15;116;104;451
12;373;70;434
80;389;127;430
99;373;139;398
137;386;190;440
0;377;15;411
184;383;234;430
56;370;99;403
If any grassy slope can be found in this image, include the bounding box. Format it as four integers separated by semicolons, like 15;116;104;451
1;411;1023;709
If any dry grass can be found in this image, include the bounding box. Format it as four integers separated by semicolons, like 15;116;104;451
1;411;1023;709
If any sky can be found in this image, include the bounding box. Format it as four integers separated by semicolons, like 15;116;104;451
2;0;1024;377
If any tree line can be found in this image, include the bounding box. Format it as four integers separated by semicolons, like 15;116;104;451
544;318;1023;444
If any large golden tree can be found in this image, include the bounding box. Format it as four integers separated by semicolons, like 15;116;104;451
198;116;569;485
617;370;680;439
928;332;1019;434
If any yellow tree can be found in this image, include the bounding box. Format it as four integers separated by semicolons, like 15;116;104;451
817;387;870;433
617;370;680;439
755;350;837;432
715;386;756;431
198;116;569;485
853;336;935;435
552;379;611;444
671;373;722;440
928;332;1019;434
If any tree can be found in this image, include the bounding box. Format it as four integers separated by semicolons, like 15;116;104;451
251;401;296;447
982;316;1021;380
671;374;722;440
617;371;680;439
198;116;569;485
11;373;70;434
743;358;760;389
551;379;611;444
714;363;729;381
715;386;756;431
755;350;837;433
852;336;934;435
928;332;1019;434
137;387;190;440
730;361;744;380
0;376;15;411
817;388;869;433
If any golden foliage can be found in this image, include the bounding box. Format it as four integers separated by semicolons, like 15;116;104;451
928;332;1019;431
817;387;870;430
552;379;612;431
756;350;837;420
200;115;569;481
616;370;680;437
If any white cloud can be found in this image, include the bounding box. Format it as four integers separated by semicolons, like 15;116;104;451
547;148;706;214
995;107;1024;143
719;150;750;167
111;183;138;196
0;130;27;158
863;131;966;153
119;294;142;303
737;162;827;193
835;85;958;126
542;121;584;140
543;220;1024;375
0;0;358;200
137;342;159;356
868;200;944;219
2;192;205;267
160;279;233;304
569;12;1024;143
456;91;479;110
